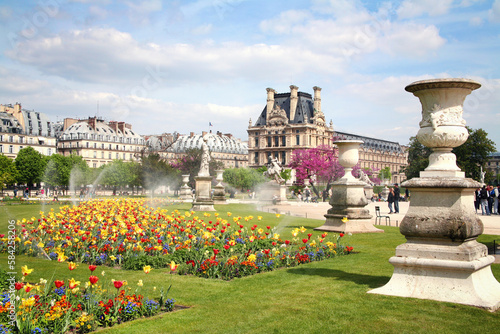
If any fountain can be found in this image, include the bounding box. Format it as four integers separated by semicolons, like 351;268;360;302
369;78;500;311
315;140;383;233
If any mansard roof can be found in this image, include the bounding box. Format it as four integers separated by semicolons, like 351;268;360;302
334;131;404;154
254;91;314;126
166;132;248;155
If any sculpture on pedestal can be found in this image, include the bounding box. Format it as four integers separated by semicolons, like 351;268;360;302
192;134;215;211
369;78;500;311
258;156;287;203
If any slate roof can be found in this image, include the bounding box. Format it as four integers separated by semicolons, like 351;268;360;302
334;131;404;154
254;92;314;126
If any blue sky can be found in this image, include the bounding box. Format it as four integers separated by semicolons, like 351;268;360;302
1;0;499;148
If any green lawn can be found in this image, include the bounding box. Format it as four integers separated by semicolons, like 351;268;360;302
1;202;500;333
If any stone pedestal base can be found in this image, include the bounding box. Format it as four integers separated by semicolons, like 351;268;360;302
179;186;192;201
315;216;384;233
258;182;287;204
192;176;215;211
369;240;500;311
213;185;226;204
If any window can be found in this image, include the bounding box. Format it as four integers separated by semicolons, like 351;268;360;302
93;163;97;168
116;153;119;159
254;137;259;147
86;142;89;148
19;137;24;143
9;136;13;142
101;152;104;158
296;135;300;145
282;151;286;165
93;151;97;158
109;152;112;159
254;152;258;164
282;136;286;146
267;136;272;147
0;145;2;153
274;136;279;147
9;145;13;153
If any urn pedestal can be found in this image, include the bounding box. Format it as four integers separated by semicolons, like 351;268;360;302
369;78;500;311
192;176;215;211
213;170;226;204
315;140;383;233
179;174;192;201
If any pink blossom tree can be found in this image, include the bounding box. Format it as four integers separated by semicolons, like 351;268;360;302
290;145;381;199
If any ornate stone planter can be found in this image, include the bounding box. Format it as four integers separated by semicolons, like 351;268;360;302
315;140;382;233
179;174;192;201
213;170;226;203
369;78;500;311
406;78;480;177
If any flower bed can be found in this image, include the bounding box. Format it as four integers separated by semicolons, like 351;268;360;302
1;198;352;280
0;265;174;334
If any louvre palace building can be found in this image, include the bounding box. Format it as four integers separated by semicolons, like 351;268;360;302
247;86;408;184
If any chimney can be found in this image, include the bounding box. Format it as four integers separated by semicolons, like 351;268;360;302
313;86;322;114
190;132;194;138
108;121;118;133
118;121;125;133
63;118;79;131
266;88;275;120
289;85;299;121
88;117;96;130
202;131;207;137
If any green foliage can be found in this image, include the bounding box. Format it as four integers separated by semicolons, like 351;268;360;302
280;168;291;182
401;136;432;180
378;167;392;182
122;255;170;270
403;128;496;181
0;154;18;191
43;154;90;189
14;147;46;186
141;154;180;192
0;268;20;291
453;127;496;180
172;149;224;188
223;167;267;190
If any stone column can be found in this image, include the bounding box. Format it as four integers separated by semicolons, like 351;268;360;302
213;169;226;203
315;140;383;233
369;78;500;311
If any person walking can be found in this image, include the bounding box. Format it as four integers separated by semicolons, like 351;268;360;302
388;188;395;214
480;185;491;216
393;183;400;213
496;186;500;215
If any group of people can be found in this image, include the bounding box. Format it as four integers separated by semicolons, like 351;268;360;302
475;185;500;215
387;183;401;214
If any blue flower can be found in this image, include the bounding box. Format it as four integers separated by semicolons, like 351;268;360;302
54;287;66;296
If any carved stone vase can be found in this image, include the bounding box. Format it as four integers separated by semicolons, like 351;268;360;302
369;78;500;311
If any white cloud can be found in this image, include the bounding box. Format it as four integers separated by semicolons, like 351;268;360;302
397;0;454;19
379;22;446;57
489;0;500;22
191;24;213;35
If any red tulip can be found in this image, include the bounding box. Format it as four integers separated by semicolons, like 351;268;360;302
15;282;24;290
213;248;219;255
340;233;344;237
89;265;97;272
302;238;308;244
54;280;64;288
285;240;290;245
113;280;123;289
223;245;230;250
266;226;271;230
89;276;99;285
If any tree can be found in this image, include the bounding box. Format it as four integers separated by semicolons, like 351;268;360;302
403;128;496;181
171;148;224;188
289;145;344;197
223;167;267;191
141;154;180;194
43;154;90;195
15;147;46;192
378;167;392;183
0;154;18;195
453;127;496;180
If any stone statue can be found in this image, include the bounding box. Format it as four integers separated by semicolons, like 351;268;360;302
358;170;374;186
480;166;485;184
263;156;284;184
198;135;210;177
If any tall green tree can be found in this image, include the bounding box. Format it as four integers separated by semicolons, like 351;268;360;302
378;167;392;182
141;154;180;194
453;127;496;180
223;167;267;191
15;147;46;191
403;127;496;181
0;154;18;195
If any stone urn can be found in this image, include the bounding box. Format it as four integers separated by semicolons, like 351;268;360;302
405;78;481;176
369;78;500;311
215;170;224;187
336;140;364;181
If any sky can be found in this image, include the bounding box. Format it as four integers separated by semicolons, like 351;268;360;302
1;0;499;148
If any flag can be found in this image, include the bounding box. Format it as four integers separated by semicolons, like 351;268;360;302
209;122;213;127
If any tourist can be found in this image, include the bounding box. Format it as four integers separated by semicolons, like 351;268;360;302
304;188;311;203
474;188;480;213
405;188;410;201
496;186;500;215
393;184;400;213
480;185;490;215
490;185;499;214
488;185;494;214
387;188;395;214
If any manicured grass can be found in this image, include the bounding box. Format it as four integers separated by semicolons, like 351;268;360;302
2;202;500;333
